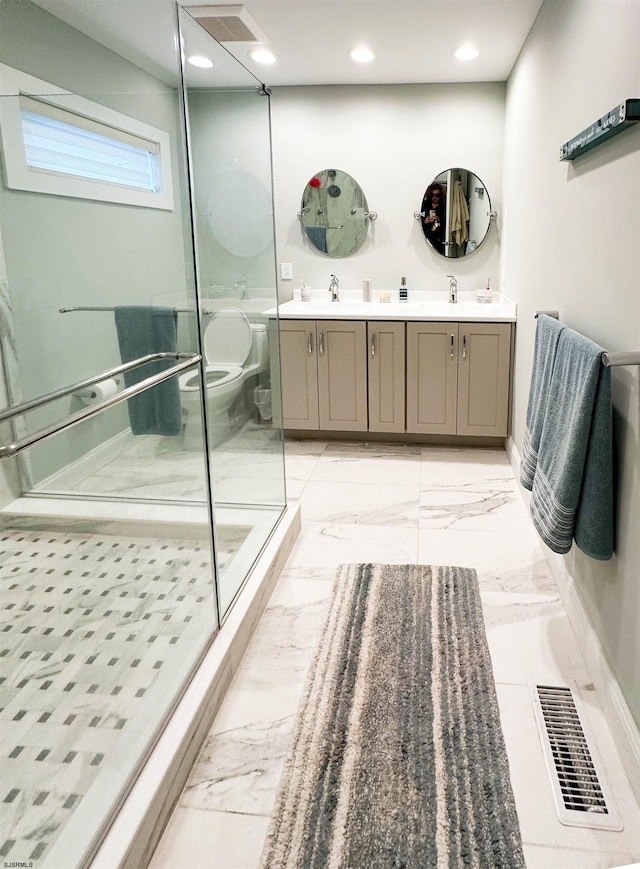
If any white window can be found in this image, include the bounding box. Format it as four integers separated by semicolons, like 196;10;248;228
0;65;174;210
20;96;162;193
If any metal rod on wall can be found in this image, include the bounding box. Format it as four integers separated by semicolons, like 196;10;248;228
59;305;213;315
533;313;640;367
601;351;640;368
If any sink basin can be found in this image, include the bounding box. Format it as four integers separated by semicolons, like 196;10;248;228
269;295;517;322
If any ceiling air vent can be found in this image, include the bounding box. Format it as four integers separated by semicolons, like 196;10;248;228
185;5;268;43
531;682;623;831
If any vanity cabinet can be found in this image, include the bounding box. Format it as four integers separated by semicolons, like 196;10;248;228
406;323;457;434
280;317;512;439
457;322;512;435
367;321;405;433
279;320;319;429
280;319;368;430
406;321;512;437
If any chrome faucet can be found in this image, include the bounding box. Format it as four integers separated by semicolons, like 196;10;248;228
447;274;458;304
233;274;249;300
329;274;340;302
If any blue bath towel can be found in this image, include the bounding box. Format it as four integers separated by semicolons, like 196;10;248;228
114;306;182;436
521;314;566;490
528;326;613;560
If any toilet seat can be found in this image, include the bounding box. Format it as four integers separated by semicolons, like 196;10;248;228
179;364;242;393
179;307;252;393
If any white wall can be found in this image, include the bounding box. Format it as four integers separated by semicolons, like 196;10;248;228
503;0;640;727
271;82;505;300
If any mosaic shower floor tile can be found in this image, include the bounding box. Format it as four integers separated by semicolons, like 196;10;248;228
0;528;217;865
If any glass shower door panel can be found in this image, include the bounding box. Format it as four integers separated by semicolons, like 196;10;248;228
0;393;217;867
180;8;287;617
0;2;220;864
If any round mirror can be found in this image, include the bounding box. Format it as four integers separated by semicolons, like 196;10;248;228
299;169;372;257
207;169;273;257
419;168;492;258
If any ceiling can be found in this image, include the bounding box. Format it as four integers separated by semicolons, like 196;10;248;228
32;0;544;88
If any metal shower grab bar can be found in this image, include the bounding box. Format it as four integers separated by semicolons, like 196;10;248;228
0;352;201;459
0;353;197;423
533;312;640;367
59;305;213;315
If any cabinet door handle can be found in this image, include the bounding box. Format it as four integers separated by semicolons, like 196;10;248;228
371;334;376;357
462;335;467;359
308;332;313;355
319;332;324;355
450;333;455;359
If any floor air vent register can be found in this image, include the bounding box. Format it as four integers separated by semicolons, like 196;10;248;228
531;682;623;831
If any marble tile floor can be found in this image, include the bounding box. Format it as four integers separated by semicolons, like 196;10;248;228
34;420;286;507
150;440;640;869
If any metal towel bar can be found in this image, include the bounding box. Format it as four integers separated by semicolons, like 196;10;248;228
534;310;560;319
59;305;213;315
0;352;201;459
533;312;639;368
601;350;640;367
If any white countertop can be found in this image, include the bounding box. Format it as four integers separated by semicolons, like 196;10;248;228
266;290;517;322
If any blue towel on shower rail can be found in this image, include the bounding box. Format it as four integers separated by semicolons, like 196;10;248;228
527;325;613;560
114;306;182;436
521;314;566;490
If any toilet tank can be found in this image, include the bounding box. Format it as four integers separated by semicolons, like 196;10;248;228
248;323;269;373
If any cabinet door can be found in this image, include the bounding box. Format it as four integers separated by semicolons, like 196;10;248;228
457;323;511;436
368;321;405;433
317;320;368;431
279;320;319;430
406;322;458;434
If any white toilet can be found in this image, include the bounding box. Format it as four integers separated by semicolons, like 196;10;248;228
179;306;269;448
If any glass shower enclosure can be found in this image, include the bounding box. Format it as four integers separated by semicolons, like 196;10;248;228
0;1;285;865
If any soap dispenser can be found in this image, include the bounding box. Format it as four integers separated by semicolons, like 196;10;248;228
399;276;408;302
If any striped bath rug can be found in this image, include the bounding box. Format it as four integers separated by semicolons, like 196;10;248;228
261;563;524;869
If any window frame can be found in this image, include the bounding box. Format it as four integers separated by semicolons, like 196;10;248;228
0;64;174;211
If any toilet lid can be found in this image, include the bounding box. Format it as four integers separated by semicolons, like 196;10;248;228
204;306;252;365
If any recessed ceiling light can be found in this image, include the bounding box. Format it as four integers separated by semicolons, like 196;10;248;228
453;44;479;61
349;47;375;63
249;48;276;65
187;55;213;69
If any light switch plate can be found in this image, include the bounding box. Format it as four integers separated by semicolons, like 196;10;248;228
280;262;293;280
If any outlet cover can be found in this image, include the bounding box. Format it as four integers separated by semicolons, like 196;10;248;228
281;262;293;280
